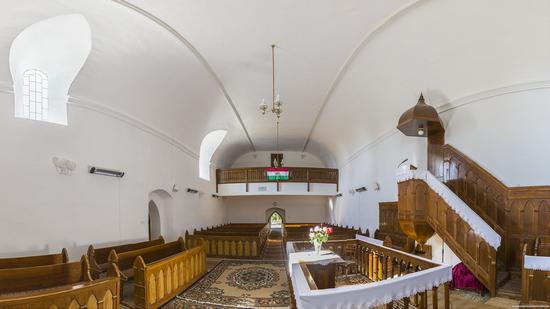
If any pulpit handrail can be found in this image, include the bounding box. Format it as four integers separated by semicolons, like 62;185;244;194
397;169;501;249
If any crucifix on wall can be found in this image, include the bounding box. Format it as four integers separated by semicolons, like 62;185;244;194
271;153;283;167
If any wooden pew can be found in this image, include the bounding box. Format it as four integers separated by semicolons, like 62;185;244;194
0;256;121;309
88;236;164;278
185;224;270;258
133;240;207;309
108;238;185;282
0;248;68;269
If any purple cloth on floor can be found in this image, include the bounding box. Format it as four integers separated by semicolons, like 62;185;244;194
450;262;486;294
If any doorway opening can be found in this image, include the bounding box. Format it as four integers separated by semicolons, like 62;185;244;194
148;200;161;240
269;211;283;229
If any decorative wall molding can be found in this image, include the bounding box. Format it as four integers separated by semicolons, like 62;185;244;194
433;80;550;113
0;82;200;160
69;96;200;159
111;0;256;152
340;79;550;168
302;0;424;152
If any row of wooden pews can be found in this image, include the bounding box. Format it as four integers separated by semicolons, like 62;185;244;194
0;235;207;309
0;253;120;309
185;223;270;258
283;223;364;242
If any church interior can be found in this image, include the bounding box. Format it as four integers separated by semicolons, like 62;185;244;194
1;1;549;308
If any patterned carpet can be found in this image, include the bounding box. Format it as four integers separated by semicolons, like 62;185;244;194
164;260;290;309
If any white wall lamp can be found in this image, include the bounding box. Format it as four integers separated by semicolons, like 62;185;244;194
187;188;199;194
355;186;368;193
335;193;343;197
52;157;76;175
373;182;381;191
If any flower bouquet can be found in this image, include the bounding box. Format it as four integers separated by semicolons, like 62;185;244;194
309;225;333;255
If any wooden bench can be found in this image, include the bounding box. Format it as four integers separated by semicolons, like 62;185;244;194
108;237;185;282
0;248;68;269
88;236;164;278
133;241;207;309
185;224;269;258
0;256;121;309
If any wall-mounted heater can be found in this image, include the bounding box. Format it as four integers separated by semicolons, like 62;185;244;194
89;166;124;177
187;188;199;194
355;186;367;192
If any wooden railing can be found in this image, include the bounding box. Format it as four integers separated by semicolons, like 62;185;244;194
399;178;498;295
216;167;338;192
437;145;550;270
133;244;207;309
290;239;451;309
521;237;550;305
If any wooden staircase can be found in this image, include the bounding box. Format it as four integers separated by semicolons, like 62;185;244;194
398;143;550;299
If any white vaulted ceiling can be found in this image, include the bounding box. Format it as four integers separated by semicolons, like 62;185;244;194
1;0;549;167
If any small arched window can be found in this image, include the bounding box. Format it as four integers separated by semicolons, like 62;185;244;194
22;69;48;121
199;130;227;181
10;14;91;125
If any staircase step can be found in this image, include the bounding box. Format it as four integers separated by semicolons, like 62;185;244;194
496;271;510;288
496;276;521;300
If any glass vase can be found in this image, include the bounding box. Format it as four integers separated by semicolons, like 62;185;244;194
314;240;322;255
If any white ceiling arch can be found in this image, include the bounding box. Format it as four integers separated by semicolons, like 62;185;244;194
1;0;547;168
112;0;256;153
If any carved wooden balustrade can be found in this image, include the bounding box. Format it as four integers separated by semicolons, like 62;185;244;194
133;244;207;309
521;237;550;305
290;239;450;309
398;178;498;296
216;167;339;192
438;145;550;270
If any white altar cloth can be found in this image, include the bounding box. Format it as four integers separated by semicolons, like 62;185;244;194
287;240;452;309
524;255;550;271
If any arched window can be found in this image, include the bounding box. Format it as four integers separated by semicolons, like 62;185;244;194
22;70;48;121
199;130;227;181
10;14;91;125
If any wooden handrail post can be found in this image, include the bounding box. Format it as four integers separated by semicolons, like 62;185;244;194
444;282;450;309
432;286;438;309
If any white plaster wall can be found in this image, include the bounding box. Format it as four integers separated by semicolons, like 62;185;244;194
231;151;325;168
329;133;427;233
330;88;550;264
224;195;328;224
0;92;226;260
426;234;461;266
441;88;550;187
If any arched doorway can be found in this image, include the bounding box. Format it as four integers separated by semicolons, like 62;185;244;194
265;207;286;229
148;200;161;240
269;212;283;228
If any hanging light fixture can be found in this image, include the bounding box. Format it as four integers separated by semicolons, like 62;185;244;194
259;44;284;167
259;44;283;119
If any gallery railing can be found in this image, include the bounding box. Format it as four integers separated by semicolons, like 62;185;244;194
216;167;338;192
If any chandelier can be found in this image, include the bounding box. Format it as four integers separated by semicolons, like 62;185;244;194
259;44;283;166
259;44;283;118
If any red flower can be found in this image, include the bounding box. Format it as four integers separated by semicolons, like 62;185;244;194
327;227;333;234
